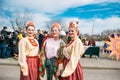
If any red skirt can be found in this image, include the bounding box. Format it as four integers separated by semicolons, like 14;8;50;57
20;56;40;80
60;57;84;80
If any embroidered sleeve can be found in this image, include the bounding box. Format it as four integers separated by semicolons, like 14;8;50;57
18;39;28;76
61;39;84;77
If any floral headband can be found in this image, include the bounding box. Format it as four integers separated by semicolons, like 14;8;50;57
51;23;61;30
26;21;35;27
69;22;78;29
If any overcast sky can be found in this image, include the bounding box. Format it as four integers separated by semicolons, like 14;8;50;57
0;0;120;34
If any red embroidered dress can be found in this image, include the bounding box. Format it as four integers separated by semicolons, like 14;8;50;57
60;37;84;80
18;38;39;80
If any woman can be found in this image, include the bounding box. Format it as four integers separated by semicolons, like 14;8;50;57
18;21;40;80
60;22;84;80
88;38;96;46
40;23;65;80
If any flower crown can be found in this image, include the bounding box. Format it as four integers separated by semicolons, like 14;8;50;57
26;21;35;27
69;21;78;28
51;23;61;30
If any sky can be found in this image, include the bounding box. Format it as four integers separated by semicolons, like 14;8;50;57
0;0;120;34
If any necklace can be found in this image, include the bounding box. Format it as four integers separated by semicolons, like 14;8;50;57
28;38;38;46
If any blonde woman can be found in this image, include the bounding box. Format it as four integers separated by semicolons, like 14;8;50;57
18;21;40;80
60;22;84;80
40;23;65;80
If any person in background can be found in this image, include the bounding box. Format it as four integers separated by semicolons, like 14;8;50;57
17;32;23;41
60;30;67;44
37;29;44;51
40;31;51;51
12;31;19;59
18;21;40;80
19;28;26;37
36;29;41;40
40;23;65;80
0;26;8;58
88;38;96;46
6;31;13;57
88;38;96;58
1;26;8;40
81;38;87;58
81;38;87;46
59;21;84;80
0;32;6;58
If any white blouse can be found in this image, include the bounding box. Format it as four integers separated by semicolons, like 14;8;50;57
44;38;63;59
61;37;84;77
18;37;39;76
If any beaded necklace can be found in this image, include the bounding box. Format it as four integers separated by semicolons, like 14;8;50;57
28;38;38;46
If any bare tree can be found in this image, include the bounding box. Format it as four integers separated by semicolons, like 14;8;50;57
9;11;32;30
0;15;6;27
44;18;67;32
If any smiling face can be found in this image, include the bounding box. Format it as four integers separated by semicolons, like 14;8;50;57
26;26;35;37
68;28;78;39
51;28;60;38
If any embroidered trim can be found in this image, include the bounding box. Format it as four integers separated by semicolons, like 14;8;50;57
66;40;74;47
28;38;38;46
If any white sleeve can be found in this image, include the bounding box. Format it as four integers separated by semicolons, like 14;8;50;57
18;39;28;76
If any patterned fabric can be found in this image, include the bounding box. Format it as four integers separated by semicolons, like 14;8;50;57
59;57;83;80
18;37;39;76
28;38;38;46
60;37;84;79
20;56;40;80
39;38;65;80
39;57;46;78
56;41;65;65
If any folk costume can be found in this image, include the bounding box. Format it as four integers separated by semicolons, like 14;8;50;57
60;37;84;80
18;21;40;80
60;22;84;80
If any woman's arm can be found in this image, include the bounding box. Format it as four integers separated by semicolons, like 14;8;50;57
61;39;84;77
18;39;28;76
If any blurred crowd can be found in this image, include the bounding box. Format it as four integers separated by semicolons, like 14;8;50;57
0;26;70;59
0;25;113;59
